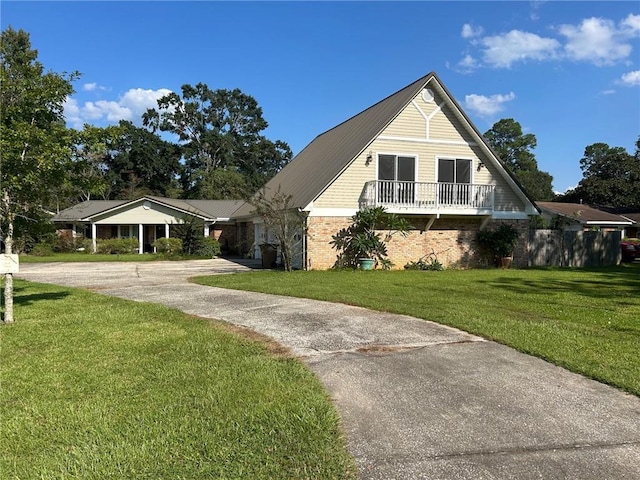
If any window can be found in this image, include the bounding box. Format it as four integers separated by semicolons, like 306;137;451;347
438;158;471;205
438;158;471;184
378;154;416;204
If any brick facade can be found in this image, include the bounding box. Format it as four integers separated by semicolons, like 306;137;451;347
306;216;530;270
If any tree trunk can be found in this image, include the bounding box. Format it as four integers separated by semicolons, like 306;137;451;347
2;191;14;323
3;222;14;324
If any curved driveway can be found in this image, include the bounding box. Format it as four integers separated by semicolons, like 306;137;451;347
18;259;640;479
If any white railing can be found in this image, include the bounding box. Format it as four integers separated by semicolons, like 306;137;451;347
362;181;495;211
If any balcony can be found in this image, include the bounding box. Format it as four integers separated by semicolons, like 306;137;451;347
361;180;495;215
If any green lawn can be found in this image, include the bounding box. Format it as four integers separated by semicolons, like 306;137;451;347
1;281;356;479
194;264;640;396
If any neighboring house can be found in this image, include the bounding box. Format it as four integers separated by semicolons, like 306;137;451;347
52;196;242;254
234;71;538;269
536;202;633;235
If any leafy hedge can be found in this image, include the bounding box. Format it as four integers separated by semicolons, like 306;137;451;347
96;238;139;254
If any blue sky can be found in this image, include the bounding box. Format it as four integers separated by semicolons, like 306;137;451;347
3;1;639;193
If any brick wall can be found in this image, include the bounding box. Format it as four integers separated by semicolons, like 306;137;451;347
306;216;531;269
211;224;236;254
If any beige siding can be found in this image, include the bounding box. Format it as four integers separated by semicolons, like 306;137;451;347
313;84;527;213
93;203;186;225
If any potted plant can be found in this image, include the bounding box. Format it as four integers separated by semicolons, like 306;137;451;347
477;223;520;268
330;206;410;270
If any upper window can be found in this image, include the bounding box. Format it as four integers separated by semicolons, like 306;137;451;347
438;158;471;184
378;154;416;182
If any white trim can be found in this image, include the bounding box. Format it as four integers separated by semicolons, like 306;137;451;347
491;211;531;220
376;152;418;183
435;155;475;184
378;135;477;147
411;99;430;141
411;100;429;121
427;102;446;120
307;208;359;217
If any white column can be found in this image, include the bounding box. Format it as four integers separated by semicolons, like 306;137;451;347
165;224;170;238
91;223;97;253
138;224;144;254
204;222;211;238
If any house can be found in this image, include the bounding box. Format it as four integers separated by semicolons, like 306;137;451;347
536;202;633;234
55;72;539;268
234;71;538;269
52;196;242;254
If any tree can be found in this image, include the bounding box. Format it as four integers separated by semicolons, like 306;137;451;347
142;83;292;198
331;207;411;270
105;121;182;200
484;118;554;201
249;186;306;272
1;27;78;322
560;139;640;209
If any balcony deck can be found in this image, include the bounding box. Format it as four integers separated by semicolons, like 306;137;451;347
361;180;495;215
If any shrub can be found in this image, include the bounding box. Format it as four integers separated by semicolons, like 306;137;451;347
31;243;54;257
477;224;520;261
196;237;221;258
404;251;444;271
153;237;183;255
331;207;411;270
96;238;139;254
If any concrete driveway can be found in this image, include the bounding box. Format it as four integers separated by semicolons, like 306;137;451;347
17;259;640;479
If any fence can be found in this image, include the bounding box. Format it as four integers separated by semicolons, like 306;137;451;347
529;230;622;267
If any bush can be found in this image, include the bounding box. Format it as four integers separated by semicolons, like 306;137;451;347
196;237;221;258
477;224;520;259
31;243;54;257
153;237;183;255
96;238;139;254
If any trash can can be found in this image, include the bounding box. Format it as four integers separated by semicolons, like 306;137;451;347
259;243;277;268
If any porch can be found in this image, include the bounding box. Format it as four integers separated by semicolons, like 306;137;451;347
361;180;495;215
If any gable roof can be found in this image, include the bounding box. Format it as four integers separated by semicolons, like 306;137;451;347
234;71;537;218
52;196;244;222
536;202;633;225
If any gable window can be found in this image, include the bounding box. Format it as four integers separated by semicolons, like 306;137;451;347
438;158;471;205
378;154;416;204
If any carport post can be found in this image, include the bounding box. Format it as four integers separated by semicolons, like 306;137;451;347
91;223;97;253
165;224;169;238
138;224;143;254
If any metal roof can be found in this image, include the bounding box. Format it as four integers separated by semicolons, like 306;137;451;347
234;71;538;218
233;72;437;217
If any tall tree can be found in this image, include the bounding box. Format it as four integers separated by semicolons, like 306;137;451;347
1;27;78;322
106;121;182;199
142;83;291;198
560;139;640;209
484;118;554;201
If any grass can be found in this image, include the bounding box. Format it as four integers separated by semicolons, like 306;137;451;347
19;252;212;263
194;264;640;396
0;280;356;479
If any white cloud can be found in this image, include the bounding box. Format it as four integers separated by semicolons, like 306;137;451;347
480;30;560;68
461;23;483;39
82;82;108;92
464;92;516;117
600;89;616;95
559;15;640;66
457;54;479;73
620;70;640;86
64;87;172;129
458;14;640;69
621;13;640;34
